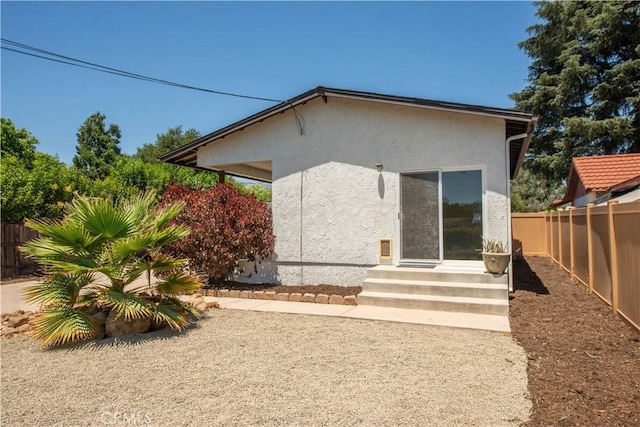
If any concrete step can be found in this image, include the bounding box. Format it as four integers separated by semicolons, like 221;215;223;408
366;265;507;285
362;278;507;299
357;291;509;316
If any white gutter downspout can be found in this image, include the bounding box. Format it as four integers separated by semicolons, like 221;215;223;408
505;133;529;292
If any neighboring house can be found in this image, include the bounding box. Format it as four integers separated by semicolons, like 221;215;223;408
557;154;640;208
161;86;537;295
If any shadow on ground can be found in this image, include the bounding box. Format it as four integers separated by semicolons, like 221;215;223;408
512;257;549;294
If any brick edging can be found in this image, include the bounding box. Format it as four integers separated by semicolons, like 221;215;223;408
202;289;358;306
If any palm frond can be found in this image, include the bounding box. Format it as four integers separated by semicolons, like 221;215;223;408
155;274;203;296
126;257;187;282
23;273;97;308
154;202;185;229
152;300;197;330
30;308;98;347
23;278;75;307
110;234;157;263
42;260;96;275
153;224;190;247
100;288;153;320
154;297;200;330
121;190;157;228
21;237;73;262
25;218;101;252
69;196;136;239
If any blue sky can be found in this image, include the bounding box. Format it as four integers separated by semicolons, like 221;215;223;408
1;1;538;164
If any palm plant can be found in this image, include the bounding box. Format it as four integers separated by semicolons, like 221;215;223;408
21;191;202;347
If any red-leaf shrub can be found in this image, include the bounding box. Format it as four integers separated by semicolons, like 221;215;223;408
161;183;275;282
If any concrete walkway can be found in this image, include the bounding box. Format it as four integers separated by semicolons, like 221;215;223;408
1;279;510;332
213;296;510;332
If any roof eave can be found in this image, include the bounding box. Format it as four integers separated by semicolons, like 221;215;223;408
160;86;537;167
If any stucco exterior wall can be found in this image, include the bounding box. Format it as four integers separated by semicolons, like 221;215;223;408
199;97;509;285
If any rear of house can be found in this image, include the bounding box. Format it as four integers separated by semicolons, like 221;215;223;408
162;87;537;290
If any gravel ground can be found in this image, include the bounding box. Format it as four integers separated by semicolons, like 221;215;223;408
1;310;531;426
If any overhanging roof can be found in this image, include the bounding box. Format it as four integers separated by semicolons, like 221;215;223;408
160;86;537;179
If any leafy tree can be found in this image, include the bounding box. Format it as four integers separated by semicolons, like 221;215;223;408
1;153;92;222
112;156;219;194
73;112;122;180
511;1;640;184
21;191;202;347
511;167;565;212
161;183;275;282
135;126;200;163
236;183;272;202
1;117;38;168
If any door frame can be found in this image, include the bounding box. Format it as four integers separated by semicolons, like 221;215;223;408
396;165;487;265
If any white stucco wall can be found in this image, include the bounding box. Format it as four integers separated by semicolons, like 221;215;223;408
199;97;509;285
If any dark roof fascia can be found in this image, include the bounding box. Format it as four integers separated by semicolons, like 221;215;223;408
320;87;536;122
560;163;580;204
160;87;319;163
611;174;640;194
160;86;537;164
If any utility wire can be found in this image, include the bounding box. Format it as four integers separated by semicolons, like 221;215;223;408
1;38;285;103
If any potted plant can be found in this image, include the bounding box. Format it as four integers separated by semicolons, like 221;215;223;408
480;238;511;275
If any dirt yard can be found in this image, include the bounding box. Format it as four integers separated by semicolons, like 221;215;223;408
510;256;640;426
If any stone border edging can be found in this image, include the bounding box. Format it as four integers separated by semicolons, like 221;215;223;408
202;289;358;306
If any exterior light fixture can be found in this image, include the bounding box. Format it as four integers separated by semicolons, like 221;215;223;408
375;162;383;173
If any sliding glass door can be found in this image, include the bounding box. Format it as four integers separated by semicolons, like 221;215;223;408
400;169;483;262
400;172;440;261
442;170;483;260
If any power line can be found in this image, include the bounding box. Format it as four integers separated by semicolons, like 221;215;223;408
0;38;284;103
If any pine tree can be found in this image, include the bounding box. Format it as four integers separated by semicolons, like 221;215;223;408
73;112;122;180
511;1;640;184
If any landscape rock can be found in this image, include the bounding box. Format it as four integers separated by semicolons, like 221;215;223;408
218;289;230;297
92;311;107;339
229;290;241;298
302;293;316;303
251;291;265;299
276;293;289;301
187;294;206;308
240;291;252;299
343;295;357;306
150;317;169;332
289;293;302;302
15;324;31;334
315;294;330;304
105;311;151;338
205;301;220;309
2;327;19;338
7;313;31;328
263;291;277;300
328;295;344;305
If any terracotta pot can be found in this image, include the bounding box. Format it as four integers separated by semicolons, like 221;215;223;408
482;252;511;275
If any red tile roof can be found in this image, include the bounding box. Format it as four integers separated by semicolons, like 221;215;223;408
572;154;640;192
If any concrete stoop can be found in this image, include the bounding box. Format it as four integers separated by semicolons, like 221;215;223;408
360;265;509;317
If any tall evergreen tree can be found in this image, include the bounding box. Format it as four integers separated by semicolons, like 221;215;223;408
135;125;200;163
511;1;640;184
73;112;122;180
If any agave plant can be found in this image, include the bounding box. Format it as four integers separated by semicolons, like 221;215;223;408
21;191;202;347
481;238;508;254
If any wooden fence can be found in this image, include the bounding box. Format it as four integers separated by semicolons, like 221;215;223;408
512;201;640;332
1;222;40;279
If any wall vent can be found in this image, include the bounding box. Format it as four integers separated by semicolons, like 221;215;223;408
379;238;392;263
